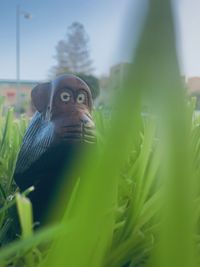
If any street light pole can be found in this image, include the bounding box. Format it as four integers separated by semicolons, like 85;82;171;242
16;5;32;112
16;4;20;109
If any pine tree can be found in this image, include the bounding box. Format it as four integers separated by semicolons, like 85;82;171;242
51;22;94;76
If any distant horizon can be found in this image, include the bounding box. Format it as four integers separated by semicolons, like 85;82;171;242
1;71;200;83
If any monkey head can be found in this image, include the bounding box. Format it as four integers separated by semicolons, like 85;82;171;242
31;74;96;145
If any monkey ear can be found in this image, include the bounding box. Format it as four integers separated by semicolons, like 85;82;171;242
31;82;51;113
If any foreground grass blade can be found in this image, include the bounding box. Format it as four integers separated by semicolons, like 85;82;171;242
42;12;143;267
16;193;34;267
16;193;33;239
127;0;197;267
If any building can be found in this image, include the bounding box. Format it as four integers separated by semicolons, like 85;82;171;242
0;79;38;114
186;77;200;110
109;62;132;91
94;75;110;107
94;63;132;108
187;77;200;94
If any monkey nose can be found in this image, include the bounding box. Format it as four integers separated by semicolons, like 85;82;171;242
80;114;95;128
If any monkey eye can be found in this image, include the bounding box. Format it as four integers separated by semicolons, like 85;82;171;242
77;93;86;104
60;92;71;102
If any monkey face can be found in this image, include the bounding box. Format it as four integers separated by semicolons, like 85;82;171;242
31;74;96;144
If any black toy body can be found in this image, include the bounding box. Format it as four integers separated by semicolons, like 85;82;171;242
14;74;96;225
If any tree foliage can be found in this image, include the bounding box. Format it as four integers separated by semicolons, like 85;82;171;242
51;22;94;76
50;22;100;99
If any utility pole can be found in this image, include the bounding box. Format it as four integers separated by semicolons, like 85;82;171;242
16;4;20;109
16;5;32;112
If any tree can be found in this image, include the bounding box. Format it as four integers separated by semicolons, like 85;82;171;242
50;40;71;75
51;22;94;76
50;22;100;99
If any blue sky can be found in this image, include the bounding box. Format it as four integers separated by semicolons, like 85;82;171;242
0;0;132;80
176;0;200;79
0;0;199;80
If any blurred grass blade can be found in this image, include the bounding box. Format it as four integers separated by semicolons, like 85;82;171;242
43;7;143;267
0;224;62;265
126;0;197;266
16;193;33;239
16;193;34;267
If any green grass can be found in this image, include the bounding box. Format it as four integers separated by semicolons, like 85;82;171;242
0;0;199;266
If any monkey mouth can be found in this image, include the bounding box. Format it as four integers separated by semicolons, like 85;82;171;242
61;124;97;144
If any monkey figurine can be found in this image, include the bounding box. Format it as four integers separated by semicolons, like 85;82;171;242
14;74;96;226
